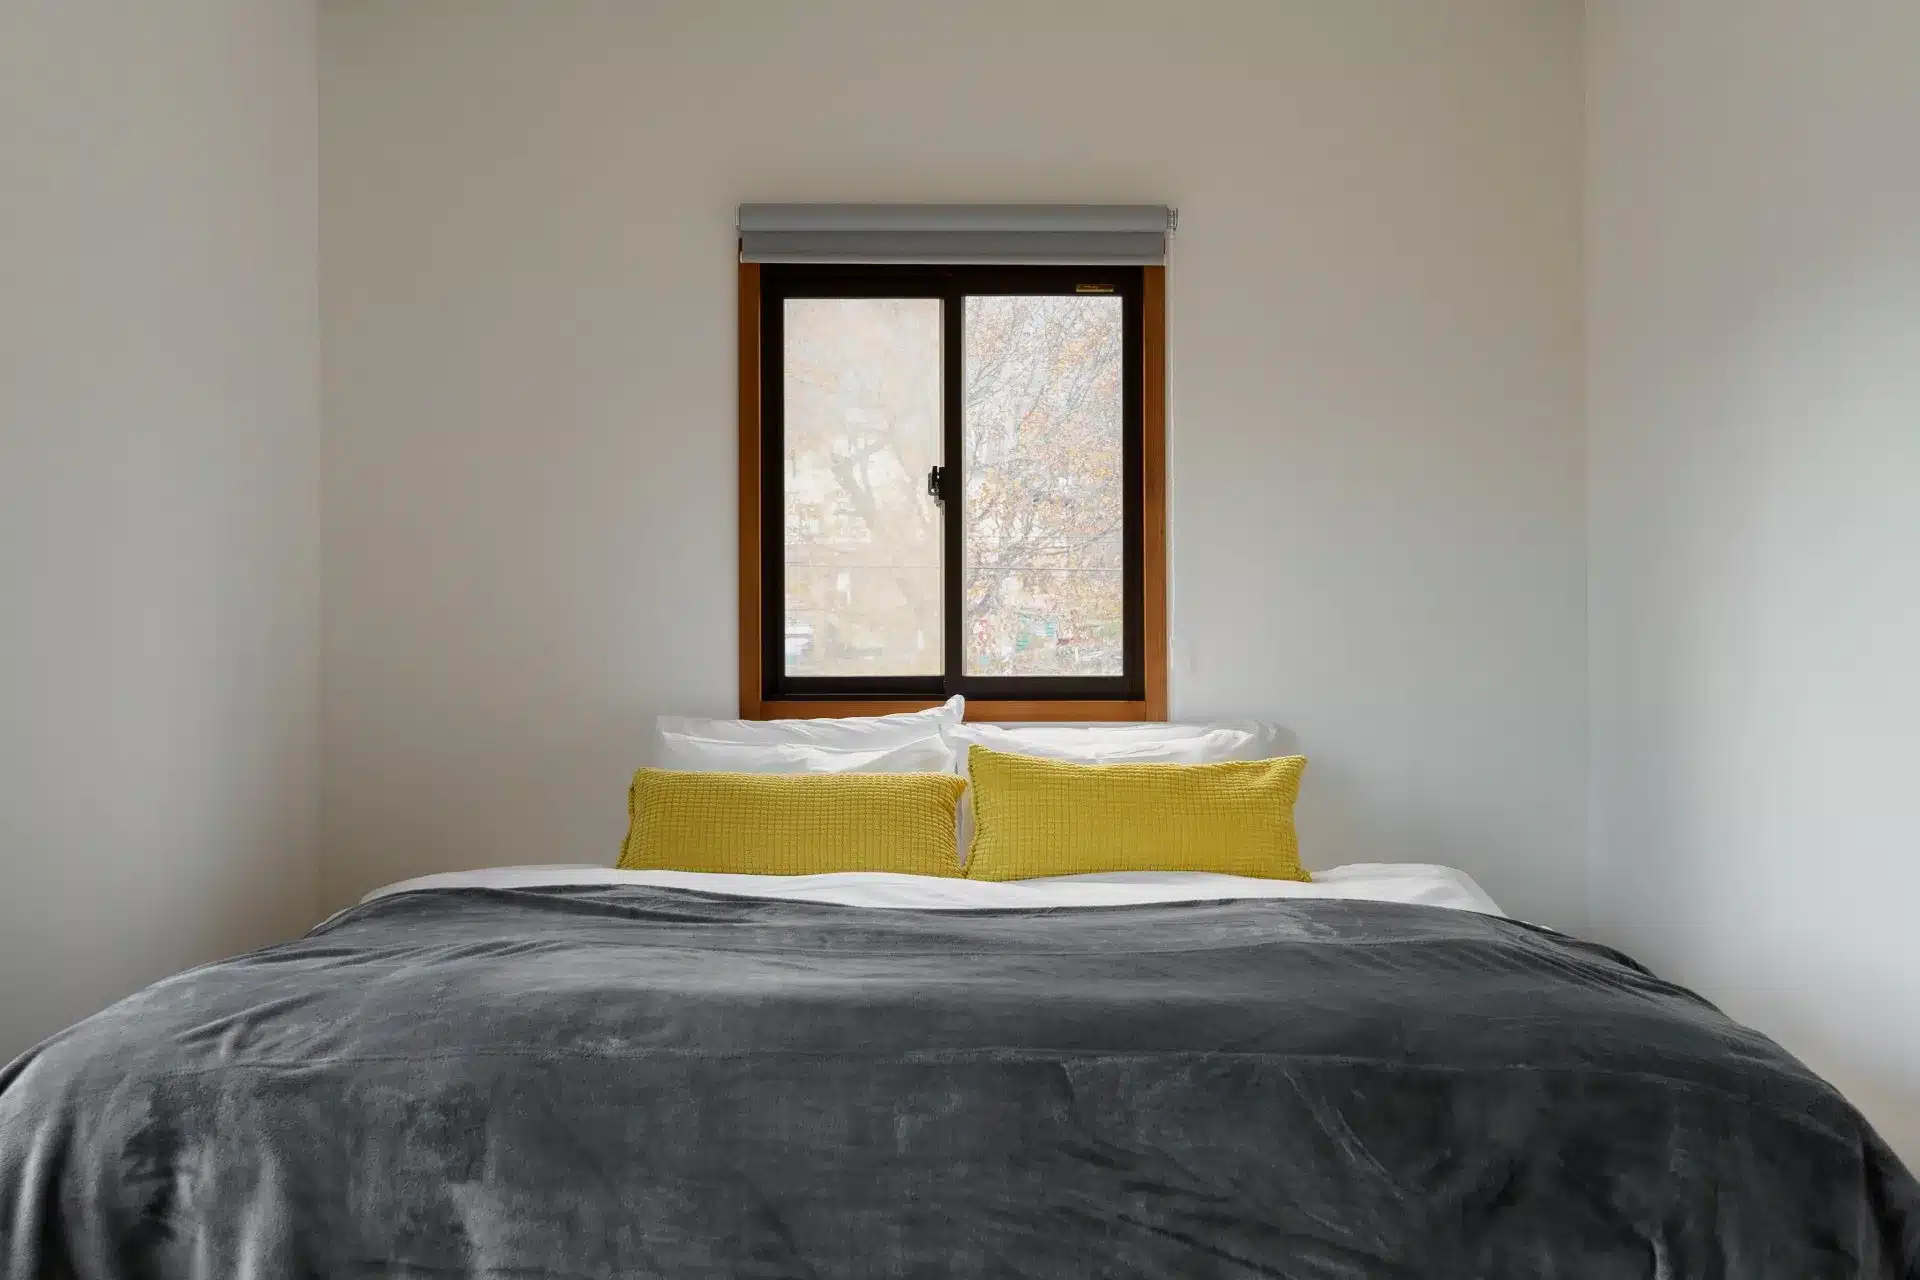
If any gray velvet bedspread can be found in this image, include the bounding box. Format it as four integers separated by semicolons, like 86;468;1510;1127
3;885;1916;1279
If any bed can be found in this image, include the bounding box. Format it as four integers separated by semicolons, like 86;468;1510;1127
3;864;1916;1278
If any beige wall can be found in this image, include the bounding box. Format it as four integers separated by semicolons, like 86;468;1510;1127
1587;0;1920;1164
0;1;321;1060
319;0;1589;924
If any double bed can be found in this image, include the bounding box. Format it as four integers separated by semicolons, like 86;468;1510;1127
4;863;1915;1277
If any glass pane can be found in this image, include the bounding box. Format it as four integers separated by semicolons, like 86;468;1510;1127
963;294;1125;677
783;297;943;677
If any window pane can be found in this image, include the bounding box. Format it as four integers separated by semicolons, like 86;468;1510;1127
783;298;943;677
963;294;1125;677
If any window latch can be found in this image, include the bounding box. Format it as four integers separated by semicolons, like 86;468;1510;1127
926;465;948;505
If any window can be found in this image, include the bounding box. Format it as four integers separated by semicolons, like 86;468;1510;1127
737;209;1168;721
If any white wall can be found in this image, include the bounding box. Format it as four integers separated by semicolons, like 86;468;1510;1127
319;0;1588;924
5;0;1906;1168
13;0;1908;1169
0;1;321;1062
1588;0;1920;1164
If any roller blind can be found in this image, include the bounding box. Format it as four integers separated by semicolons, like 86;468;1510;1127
738;204;1175;266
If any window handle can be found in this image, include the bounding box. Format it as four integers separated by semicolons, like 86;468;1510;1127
926;465;948;505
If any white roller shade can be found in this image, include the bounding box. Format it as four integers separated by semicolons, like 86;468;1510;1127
738;204;1174;265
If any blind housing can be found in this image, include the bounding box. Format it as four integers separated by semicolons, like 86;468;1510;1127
738;204;1174;266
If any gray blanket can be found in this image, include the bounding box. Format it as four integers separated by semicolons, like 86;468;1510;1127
3;885;1916;1278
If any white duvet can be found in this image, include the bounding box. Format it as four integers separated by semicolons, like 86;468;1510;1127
360;862;1504;917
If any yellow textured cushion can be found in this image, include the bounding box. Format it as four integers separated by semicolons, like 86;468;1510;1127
620;769;968;878
964;746;1310;882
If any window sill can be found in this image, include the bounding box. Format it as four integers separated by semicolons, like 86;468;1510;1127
744;698;1161;724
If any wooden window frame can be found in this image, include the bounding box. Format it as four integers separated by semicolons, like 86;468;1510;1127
737;261;1167;723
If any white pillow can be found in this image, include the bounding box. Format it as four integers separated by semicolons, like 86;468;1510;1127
655;733;956;775
656;696;964;752
945;720;1279;766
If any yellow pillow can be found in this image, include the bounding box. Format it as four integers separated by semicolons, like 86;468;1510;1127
620;769;968;878
964;746;1310;882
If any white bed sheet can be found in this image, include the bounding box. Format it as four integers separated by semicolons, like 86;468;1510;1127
358;863;1504;917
